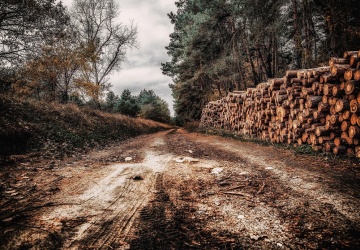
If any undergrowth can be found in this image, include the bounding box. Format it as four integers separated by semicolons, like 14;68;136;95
0;95;172;161
198;127;360;166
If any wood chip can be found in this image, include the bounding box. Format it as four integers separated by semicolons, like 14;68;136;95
223;191;251;197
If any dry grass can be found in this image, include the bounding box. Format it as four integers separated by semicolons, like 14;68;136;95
0;95;172;158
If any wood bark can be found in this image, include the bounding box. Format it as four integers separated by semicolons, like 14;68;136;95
200;51;360;157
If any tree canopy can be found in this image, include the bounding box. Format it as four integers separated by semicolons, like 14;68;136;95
162;0;360;121
103;89;171;123
0;0;69;67
138;89;171;123
71;0;138;106
0;0;139;109
114;89;140;117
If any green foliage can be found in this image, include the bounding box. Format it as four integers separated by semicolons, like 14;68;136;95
114;89;140;117
69;93;85;106
295;145;315;155
103;89;171;124
163;0;360;122
312;0;360;55
104;91;120;113
0;0;70;67
137;89;171;123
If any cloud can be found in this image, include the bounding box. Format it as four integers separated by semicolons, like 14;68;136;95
110;66;173;112
59;0;177;115
116;0;176;114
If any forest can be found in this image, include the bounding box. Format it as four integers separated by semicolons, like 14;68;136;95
1;1;360;249
162;0;360;124
3;0;360;126
0;0;170;123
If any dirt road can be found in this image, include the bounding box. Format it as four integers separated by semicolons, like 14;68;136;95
1;129;359;249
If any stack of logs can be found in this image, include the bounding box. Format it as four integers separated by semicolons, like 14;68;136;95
200;50;360;158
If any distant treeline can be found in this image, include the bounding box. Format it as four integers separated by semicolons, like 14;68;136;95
0;0;171;123
162;0;360;123
103;89;171;124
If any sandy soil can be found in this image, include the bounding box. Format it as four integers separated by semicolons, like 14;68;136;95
0;129;359;249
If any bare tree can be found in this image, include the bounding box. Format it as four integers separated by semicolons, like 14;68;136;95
71;0;138;106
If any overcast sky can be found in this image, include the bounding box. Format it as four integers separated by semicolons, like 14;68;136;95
60;0;177;114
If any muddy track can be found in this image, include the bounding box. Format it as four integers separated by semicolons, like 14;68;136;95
129;173;241;249
162;130;360;249
0;129;359;249
0;132;173;249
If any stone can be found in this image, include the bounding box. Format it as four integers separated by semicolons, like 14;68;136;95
125;157;133;162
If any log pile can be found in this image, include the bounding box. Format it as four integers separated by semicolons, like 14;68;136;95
200;50;360;158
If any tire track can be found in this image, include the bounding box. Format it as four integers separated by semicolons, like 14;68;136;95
163;130;360;249
81;173;157;249
60;137;172;249
0;131;174;249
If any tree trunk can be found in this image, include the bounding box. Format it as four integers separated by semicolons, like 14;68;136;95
292;0;302;68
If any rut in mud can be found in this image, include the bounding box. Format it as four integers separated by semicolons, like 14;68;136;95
0;129;359;249
129;173;241;250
